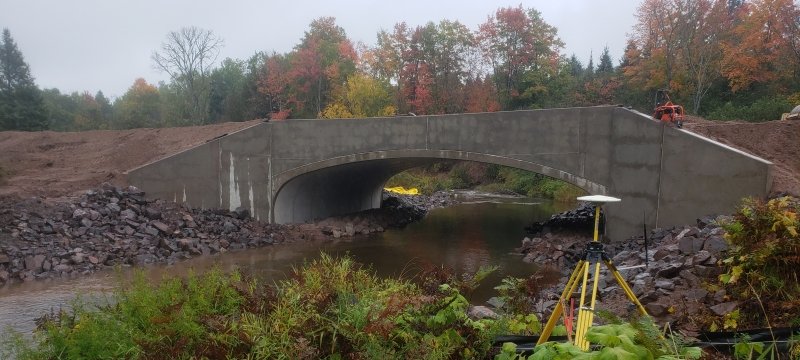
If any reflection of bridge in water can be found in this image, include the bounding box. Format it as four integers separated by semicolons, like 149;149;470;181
128;106;771;240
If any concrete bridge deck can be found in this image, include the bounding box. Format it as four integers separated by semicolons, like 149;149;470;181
128;106;771;240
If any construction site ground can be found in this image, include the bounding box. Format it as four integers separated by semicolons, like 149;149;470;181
0;119;262;199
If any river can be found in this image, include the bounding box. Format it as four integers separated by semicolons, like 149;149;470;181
0;191;569;335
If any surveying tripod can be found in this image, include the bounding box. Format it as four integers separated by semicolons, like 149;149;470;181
536;196;649;350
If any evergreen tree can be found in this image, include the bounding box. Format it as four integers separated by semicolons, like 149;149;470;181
567;54;584;78
0;28;47;131
95;90;113;127
585;52;595;80
597;46;614;74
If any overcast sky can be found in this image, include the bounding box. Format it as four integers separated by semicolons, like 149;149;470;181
1;0;641;99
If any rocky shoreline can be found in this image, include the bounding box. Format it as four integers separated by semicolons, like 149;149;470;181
515;206;734;334
0;185;451;287
2;188;746;334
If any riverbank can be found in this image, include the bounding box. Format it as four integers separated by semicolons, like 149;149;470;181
1;254;704;360
516;216;730;332
0;184;454;287
2;191;797;358
514;196;800;342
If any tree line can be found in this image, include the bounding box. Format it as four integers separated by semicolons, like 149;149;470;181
1;0;799;132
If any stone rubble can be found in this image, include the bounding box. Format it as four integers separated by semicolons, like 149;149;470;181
0;184;283;285
515;211;735;333
0;184;442;286
524;201;600;235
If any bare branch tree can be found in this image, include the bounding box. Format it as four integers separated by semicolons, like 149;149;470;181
152;26;223;123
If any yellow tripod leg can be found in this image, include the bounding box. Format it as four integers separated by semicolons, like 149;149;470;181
605;260;648;316
537;260;586;345
575;261;603;350
572;260;592;349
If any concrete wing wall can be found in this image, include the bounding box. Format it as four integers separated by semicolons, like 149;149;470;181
128;123;273;221
605;108;772;236
656;117;772;228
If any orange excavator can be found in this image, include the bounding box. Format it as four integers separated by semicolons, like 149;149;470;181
653;89;684;128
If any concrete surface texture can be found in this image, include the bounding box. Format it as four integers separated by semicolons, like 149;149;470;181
127;106;772;240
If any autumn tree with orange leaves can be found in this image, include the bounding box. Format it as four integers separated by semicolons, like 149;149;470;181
477;5;563;110
623;0;800;116
115;78;161;129
721;0;800;92
284;17;357;119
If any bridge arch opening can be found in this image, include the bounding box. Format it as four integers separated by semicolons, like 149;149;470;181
272;150;606;224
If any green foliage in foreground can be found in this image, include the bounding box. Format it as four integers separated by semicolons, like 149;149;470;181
2;255;501;359
720;196;800;299
497;319;701;360
1;255;701;359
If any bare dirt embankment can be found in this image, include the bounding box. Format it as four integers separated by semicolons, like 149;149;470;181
0;120;262;198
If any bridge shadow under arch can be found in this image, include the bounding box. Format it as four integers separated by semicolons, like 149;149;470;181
272;150;606;224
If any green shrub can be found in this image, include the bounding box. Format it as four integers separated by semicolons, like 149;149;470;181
449;164;472;189
553;184;586;202
245;254;501;359
707;97;792;122
720;197;800;299
485;164;501;182
3;254;709;359
718;196;800;329
497;167;538;196
4;267;253;360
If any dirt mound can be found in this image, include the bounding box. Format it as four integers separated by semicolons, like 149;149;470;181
683;117;800;196
0;120;262;198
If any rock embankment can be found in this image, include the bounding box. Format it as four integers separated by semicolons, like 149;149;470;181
0;185;445;287
0;184;282;285
601;216;732;329
517;211;734;333
524;201;600;235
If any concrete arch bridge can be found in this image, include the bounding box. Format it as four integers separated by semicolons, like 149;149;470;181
128;106;771;240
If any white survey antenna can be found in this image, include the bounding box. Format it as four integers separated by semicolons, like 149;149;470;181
577;195;621;203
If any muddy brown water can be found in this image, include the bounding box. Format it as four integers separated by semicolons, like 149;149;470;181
0;191;570;335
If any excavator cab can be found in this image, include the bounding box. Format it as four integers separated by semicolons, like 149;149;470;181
653;89;684;128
